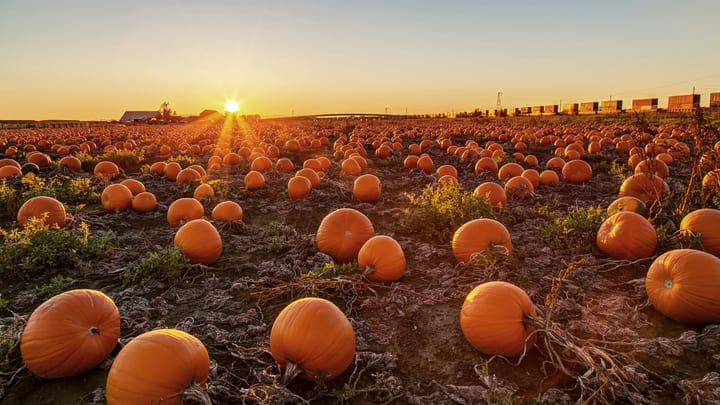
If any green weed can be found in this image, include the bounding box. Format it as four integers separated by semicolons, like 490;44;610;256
122;247;191;287
539;205;607;253
34;275;72;300
300;261;357;280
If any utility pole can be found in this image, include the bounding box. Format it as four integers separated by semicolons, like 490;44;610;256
496;92;503;110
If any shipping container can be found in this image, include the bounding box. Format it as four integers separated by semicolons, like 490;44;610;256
632;98;658;111
544;105;558;115
667;94;700;112
562;103;579;115
519;106;532;115
579;102;599;114
494;109;507;117
531;106;544;115
710;92;720;110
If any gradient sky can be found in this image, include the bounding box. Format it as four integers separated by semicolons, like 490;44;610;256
1;0;718;120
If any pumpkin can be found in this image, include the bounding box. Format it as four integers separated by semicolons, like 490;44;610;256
295;168;321;188
176;167;202;186
149;161;167;175
561;159;592;184
316;208;375;262
58;156;82;172
538;169;560;186
164;162;182;181
436;165;458;179
680;208;720;255
174;219;222;264
545;157;566;171
403;155;419;169
287;176;313;200
193;183;215;200
520;169;540;189
93;160;120;180
167;198;205;226
352;174;382;203
22;162;39;175
504;175;534;199
596;211;656;260
302;158;322;171
0;158;21;169
497;163;523;180
452;218;512;262
317;156;332;170
20;289;120;378
106;329;210;405
416;155;434;174
646;249;720;323
132;192;157;212
340;158;362;176
634;158;669;179
702;169;720;196
27;152;51;167
120;179;145;196
607;196;646;216
251;156;273;172
275;157;295;173
357;235;406;282
0;165;22;179
270;297;355;382
101;183;134;212
474;157;499;174
473;182;506;210
211;201;243;221
460;281;537;356
619;173;669;205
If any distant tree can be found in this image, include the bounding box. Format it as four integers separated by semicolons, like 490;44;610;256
159;101;177;122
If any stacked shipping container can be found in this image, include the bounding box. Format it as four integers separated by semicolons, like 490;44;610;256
667;94;700;112
579;102;599;114
631;98;658;112
601;100;623;114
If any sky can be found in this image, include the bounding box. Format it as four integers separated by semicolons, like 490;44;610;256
1;0;719;120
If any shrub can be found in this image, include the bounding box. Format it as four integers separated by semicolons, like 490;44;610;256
300;261;357;280
77;150;145;172
539;205;607;253
122;247;191;287
34;275;73;300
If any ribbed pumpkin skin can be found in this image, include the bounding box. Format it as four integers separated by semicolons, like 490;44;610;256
504;176;534;199
538;169;560;186
352;174;382;203
561;160;592;184
596;211;656;260
167;198;205;226
296;168;321;188
211;201;243;221
0;165;22;179
120;179;145;196
174;219;222;265
288;176;313;200
473;182;506;210
17;196;67;228
316;208;375;262
106;329;210;405
270;298;355;381
646;249;720;323
497;163;523;180
460;281;537;356
93;160;119;180
680;208;720;255
452;219;512;263
619;173;669;205
357;235;406;282
607;196;647;217
20;289;120;378
101;184;134;212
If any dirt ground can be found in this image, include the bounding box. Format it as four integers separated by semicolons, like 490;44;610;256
2;117;720;404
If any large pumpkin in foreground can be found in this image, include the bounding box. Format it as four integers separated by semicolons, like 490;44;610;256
17;196;67;228
316;208;375;262
452;218;512;263
270;297;355;382
174;219;222;265
679;208;720;256
106;329;210;405
460;281;537;356
20;289;120;378
596;211;656;260
646;249;720;324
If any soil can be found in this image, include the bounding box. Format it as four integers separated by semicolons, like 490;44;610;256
2;117;720;404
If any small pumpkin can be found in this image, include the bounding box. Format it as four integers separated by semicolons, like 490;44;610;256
341;158;362;176
132;192;157;212
106;329;210;405
561;159;592;184
93;160;120;180
193;183;215;200
702;169;720;196
679;208;720;255
436;165;458;180
167;198;205;226
149;161;167;175
634;158;669;179
416;155;434;174
164;162;182;181
596;211;656;260
174;219;222;264
352;174;382;203
287;176;313;200
295;168;321;188
607;196;646;216
504;175;534;199
244;170;266;190
538;169;560;186
473;182;506;210
619;173;669;205
497;163;524;180
403;155;419;169
646;249;720;323
101;183;134;212
21;289;120;378
452;218;512;262
120;179;145;196
474;157;499;174
316;208;375;262
250;156;273;172
357;235;406;282
520;169;540;189
270;297;355;383
58;156;82;172
275;157;295;173
176;167;202;186
460;281;537;356
211;201;243;221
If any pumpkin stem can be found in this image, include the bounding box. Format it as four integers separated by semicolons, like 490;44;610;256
88;326;100;336
181;382;211;405
362;265;375;277
281;360;303;385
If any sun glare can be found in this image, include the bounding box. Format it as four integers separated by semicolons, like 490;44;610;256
224;100;239;113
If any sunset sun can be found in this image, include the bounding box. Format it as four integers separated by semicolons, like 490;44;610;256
224;100;239;113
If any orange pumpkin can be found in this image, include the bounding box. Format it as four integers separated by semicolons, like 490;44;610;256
646;249;720;323
270;297;355;382
211;201;243;221
436;164;458;179
132;192;157;212
167;198;205;226
0;165;22;179
607;196;646;216
176;167;202;186
120;179;145;196
106;329;210;405
17;196;67;228
58;156;82;172
27;152;51;167
352;174;382;203
101;183;134;212
287;176;313;200
403;155;419;169
520;169;540;189
250;156;273;172
545;157;566;171
634;158;669;179
193;183;215;200
357;235;406;282
0;158;21;169
701;169;720;196
460;281;536;356
473;182;506;210
504;175;534;199
295;168;321;188
474;157;499;174
596;211;656;260
20;289;120;378
416;155;434;174
164;162;182;181
340;158;362;176
316;208;375;262
243;170;265;190
275;157;295;173
561;159;592;184
93;160;120;180
619;173;669;205
174;219;222;264
538;169;560;186
498;163;523;180
452;218;512;262
149;161;167;175
680;208;720;255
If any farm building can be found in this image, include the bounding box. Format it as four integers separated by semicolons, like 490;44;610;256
119;111;158;123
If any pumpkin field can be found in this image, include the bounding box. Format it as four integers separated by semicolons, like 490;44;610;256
2;113;720;404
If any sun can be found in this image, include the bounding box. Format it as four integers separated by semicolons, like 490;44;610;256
224;100;239;113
